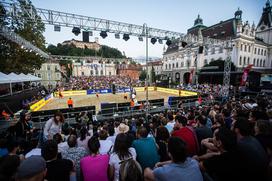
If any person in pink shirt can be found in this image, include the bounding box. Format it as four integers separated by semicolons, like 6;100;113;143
80;136;109;181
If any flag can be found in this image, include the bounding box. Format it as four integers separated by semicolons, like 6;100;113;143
189;68;194;84
240;64;253;86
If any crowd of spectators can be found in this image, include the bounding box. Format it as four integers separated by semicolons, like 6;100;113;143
0;93;272;181
61;76;144;90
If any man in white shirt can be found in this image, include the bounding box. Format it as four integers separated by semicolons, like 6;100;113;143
99;129;113;154
25;138;41;158
165;112;175;133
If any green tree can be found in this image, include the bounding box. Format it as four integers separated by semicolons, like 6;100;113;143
0;0;46;73
139;70;147;81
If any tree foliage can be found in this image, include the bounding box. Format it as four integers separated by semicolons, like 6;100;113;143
47;43;126;58
139;70;147;81
0;0;46;74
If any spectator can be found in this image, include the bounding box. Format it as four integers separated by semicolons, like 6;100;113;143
41;140;74;181
0;154;20;181
155;126;170;162
15;156;47;181
119;159;143;181
98;129;113;154
43;111;64;141
195;115;213;149
222;109;232;129
165;112;175;133
14;110;32;139
106;125;116;144
62;135;87;180
109;133;137;181
144;137;203;181
80;136;109;181
254;119;272;153
172;115;198;156
53;133;68;154
132;126;160;169
77;127;91;151
25;138;41;158
234;117;269;181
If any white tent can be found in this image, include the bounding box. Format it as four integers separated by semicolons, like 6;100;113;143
0;72;12;84
19;73;32;81
8;73;29;82
27;73;42;81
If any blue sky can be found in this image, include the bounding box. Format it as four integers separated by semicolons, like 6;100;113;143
31;0;266;58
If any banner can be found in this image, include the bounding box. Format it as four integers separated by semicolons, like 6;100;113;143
30;93;53;112
240;64;253;86
87;89;112;95
189;68;194;84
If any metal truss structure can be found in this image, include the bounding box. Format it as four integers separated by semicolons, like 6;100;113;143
0;26;49;58
222;41;233;98
0;0;184;40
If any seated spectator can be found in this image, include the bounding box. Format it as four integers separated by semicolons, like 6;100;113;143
99;129;113;154
254;119;272;153
41;140;74;181
80;136;109;181
132;126;160;169
144;137;203;181
119;159;143;181
0;154;20;181
77;127;91;151
234;117;269;181
25;138;41;158
62;135;87;180
106;125;116;144
53;133;68;154
155;126;170;162
195;115;213;149
165;112;175;133
172;115;198;156
201;127;239;181
15;156;47;181
109;133;137;181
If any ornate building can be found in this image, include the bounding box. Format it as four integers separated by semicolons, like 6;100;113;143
162;1;272;83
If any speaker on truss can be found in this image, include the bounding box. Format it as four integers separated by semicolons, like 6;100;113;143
181;41;187;48
198;46;204;54
83;31;89;42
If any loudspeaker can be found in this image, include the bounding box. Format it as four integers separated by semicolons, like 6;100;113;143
83;31;89;42
198;46;204;54
182;41;187;47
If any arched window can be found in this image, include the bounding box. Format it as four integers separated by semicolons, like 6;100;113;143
244;45;247;51
253;59;256;66
247;57;250;65
261;49;263;55
257;59;259;67
176;62;179;68
260;59;263;67
263;60;266;67
239;56;242;65
248;46;251;52
165;64;167;69
243;57;246;65
240;44;243;51
100;70;103;75
90;70;93;75
264;50;267;56
169;64;171;69
172;63;175;68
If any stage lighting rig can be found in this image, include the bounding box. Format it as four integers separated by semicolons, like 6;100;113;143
123;34;130;41
115;33;120;39
100;31;108;38
72;27;81;36
151;37;157;44
166;39;172;46
138;36;143;41
158;39;163;44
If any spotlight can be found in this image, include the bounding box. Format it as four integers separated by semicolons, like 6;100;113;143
72;27;81;36
181;41;187;48
21;45;24;49
115;33;120;39
198;46;204;54
138;36;143;41
166;39;172;46
100;31;108;39
158;39;163;44
89;31;93;36
151;38;157;44
54;25;61;32
123;34;130;41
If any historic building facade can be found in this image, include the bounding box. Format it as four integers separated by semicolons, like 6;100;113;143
162;1;272;83
62;38;101;51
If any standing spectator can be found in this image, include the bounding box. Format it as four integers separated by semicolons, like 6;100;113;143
165;112;175;133
80;136;109;181
109;133;137;181
99;129;113;154
43;112;64;140
132;126;160;169
222;109;232;129
41;140;74;181
172;115;198;156
25;138;41;158
195;115;213;149
155;126;170;162
67;97;73;108
14;110;32;139
62;135;87;180
144;137;203;181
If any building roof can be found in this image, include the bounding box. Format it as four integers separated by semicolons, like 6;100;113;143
257;0;272;28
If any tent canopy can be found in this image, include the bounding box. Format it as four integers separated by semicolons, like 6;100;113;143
0;72;42;84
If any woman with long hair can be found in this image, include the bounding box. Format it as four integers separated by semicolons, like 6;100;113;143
77;127;91;150
43;111;64;140
109;133;137;181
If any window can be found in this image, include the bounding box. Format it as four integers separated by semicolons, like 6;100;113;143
204;50;208;55
176;62;179;68
100;70;103;75
239;56;242;65
95;70;98;75
264;50;267;56
181;62;184;67
81;72;84;76
257;59;259;67
243;57;246;65
37;74;41;78
109;72;111;76
165;64;167;69
258;48;260;55
260;59;263;67
204;59;208;65
247;57;250;65
253;59;256;66
55;66;58;71
240;44;243;51
244;45;247;52
261;49;263;55
56;73;60;79
169;64;171;69
172;63;175;68
254;48;257;54
90;70;93;75
248;46;251;53
263;60;266;67
187;60;191;67
47;65;50;71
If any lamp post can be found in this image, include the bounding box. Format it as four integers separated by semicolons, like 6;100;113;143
144;23;149;115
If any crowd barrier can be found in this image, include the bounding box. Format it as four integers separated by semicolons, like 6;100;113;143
30;93;53;112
